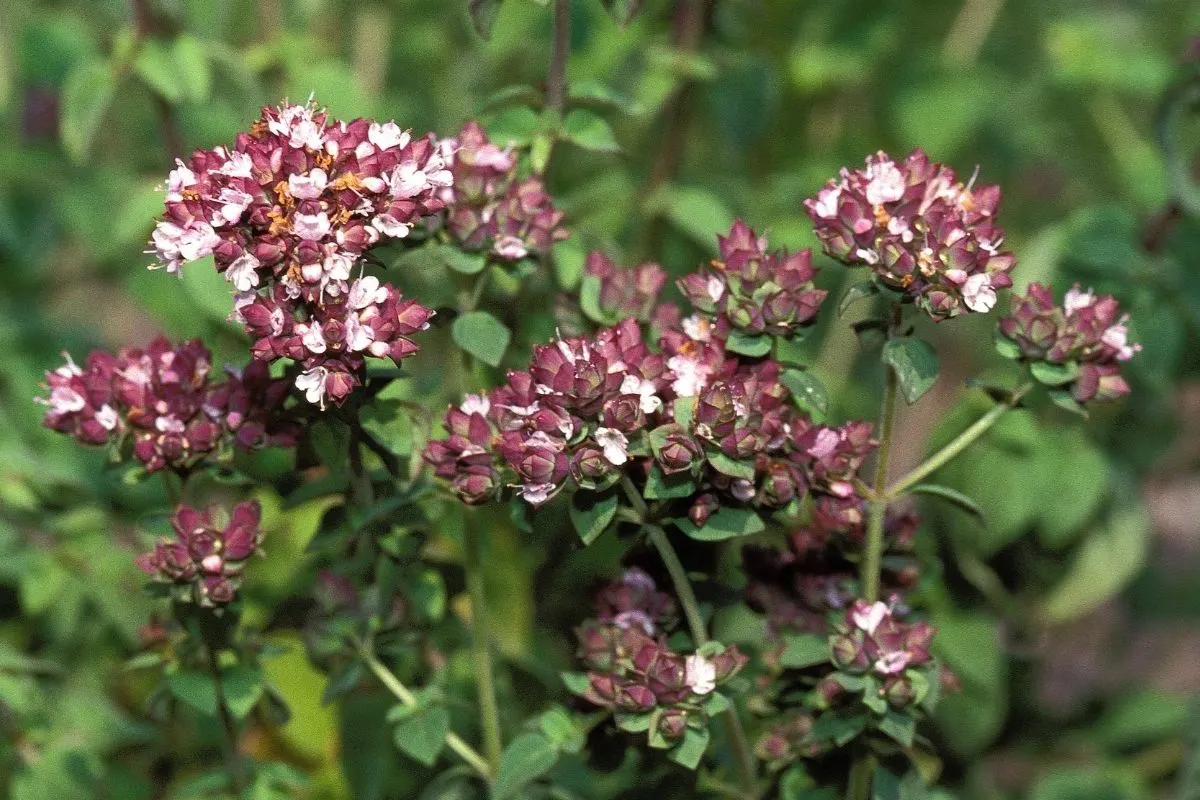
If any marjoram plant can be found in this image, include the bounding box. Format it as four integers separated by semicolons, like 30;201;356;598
35;6;1143;799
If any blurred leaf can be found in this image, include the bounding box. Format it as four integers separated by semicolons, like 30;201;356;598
263;633;339;763
779;634;829;669
657;186;732;252
60;57;116;163
562;109;621;153
725;330;771;357
468;0;502;38
452;311;511;367
909;484;984;523
569;489;618;545
1028;765;1145;800
135;39;186;102
667;726;709;770
932;612;1006;756
677;506;764;541
1096;689;1188;750
601;0;643;26
393;704;450;767
882;338;939;405
493;732;559;799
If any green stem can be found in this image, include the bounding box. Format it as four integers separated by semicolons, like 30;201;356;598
463;521;503;775
545;0;571;118
884;382;1033;501
361;650;492;779
860;362;899;604
203;639;249;795
643;522;759;798
846;750;875;800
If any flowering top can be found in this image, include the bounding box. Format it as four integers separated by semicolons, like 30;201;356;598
998;282;1140;404
38;337;299;472
150;100;449;407
805;149;1015;319
834;600;934;677
584;251;668;323
423;317;876;516
678;221;826;337
441;121;567;261
135;501;263;606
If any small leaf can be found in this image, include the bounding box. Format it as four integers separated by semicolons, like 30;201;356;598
667;726;710;770
839;280;880;317
1040;503;1150;623
539;706;585;753
172;34;212;102
167;671;218;716
877;709;916;748
467;0;502;38
882;338;940;404
1030;360;1080;386
393;705;450;766
908;483;985;523
221;664;266;719
561;672;590;696
1048;388;1088;417
562;109;621;153
993;330;1023;360
579;274;611;325
483;106;540;147
135;39;186;102
569;490;618;545
781;369;829;419
706;450;756;480
61;57;117;163
493;732;559;799
452;311;511;367
321;661;364;704
779;634;830;669
615;711;653;732
643;466;697;499
724;329;772;357
673;397;697;428
677;506;765;541
872;763;903;800
601;0;644;25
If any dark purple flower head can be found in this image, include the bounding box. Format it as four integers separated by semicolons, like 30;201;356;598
998;282;1140;403
136;500;263;606
805;149;1015;320
586;252;668;322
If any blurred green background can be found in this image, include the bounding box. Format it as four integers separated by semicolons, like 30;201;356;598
2;0;1200;798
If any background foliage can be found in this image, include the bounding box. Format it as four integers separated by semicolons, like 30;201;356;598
2;0;1200;798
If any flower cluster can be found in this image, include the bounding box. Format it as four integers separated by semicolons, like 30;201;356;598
805;149;1015;319
424;316;876;517
743;506;920;639
833;600;935;679
677;221;826;338
38;337;299;472
135;501;263;606
997;282;1140;403
572;570;747;745
150;100;450;407
584;251;668;322
440;121;568;261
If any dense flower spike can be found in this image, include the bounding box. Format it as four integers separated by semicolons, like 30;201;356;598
150;100;448;406
677;221;827;337
998;282;1141;403
135;501;263;606
572;570;747;740
805;149;1015;319
38;337;299;471
584;252;668;322
440;121;568;261
423;317;876;514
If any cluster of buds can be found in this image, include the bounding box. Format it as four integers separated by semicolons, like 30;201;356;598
997;282;1140;403
755;712;820;768
584;252;668;323
805;149;1015;319
38;337;299;472
150;99;450;407
572;570;747;745
439;122;567;261
832;600;935;680
678;221;826;338
424;315;877;516
135;501;263;606
743;507;921;639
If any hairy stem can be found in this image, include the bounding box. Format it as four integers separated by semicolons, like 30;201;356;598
463;521;503;775
361;650;492;778
203;639;249;793
643;522;759;798
885;382;1033;500
860;363;898;604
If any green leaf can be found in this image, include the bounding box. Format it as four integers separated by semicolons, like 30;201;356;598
706;450;755;480
659;186;732;252
221;665;265;719
908;483;985;523
872;763;903;800
993;330;1023;360
932;612;1006;756
615;711;653;733
492;732;559;799
677;506;764;541
135;39;186;102
1048;388;1088;417
452;311;511;367
539;706;585;753
393;705;450;766
1030;360;1080;386
643;466;697;499
724;329;772;357
779;634;830;669
467;0;502;38
781;369;829;419
673;397;697;428
667;726;710;770
180;255;238;324
561;672;590;696
171;34;212;102
166;671;218;716
839;280;880;317
1096;690;1189;750
601;0;644;25
882;338;940;404
61;57;116;163
483;106;540;147
562;109;621;153
805;710;867;746
877;709;916;748
569;490;618;545
579;274;611;325
1040;503;1150;623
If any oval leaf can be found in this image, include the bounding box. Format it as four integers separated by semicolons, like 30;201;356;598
452;311;511;367
882;337;940;405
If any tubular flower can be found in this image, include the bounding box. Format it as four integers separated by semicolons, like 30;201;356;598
135;501;263;606
804;149;1015;319
38;337;299;471
149;99;448;406
998;282;1141;403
